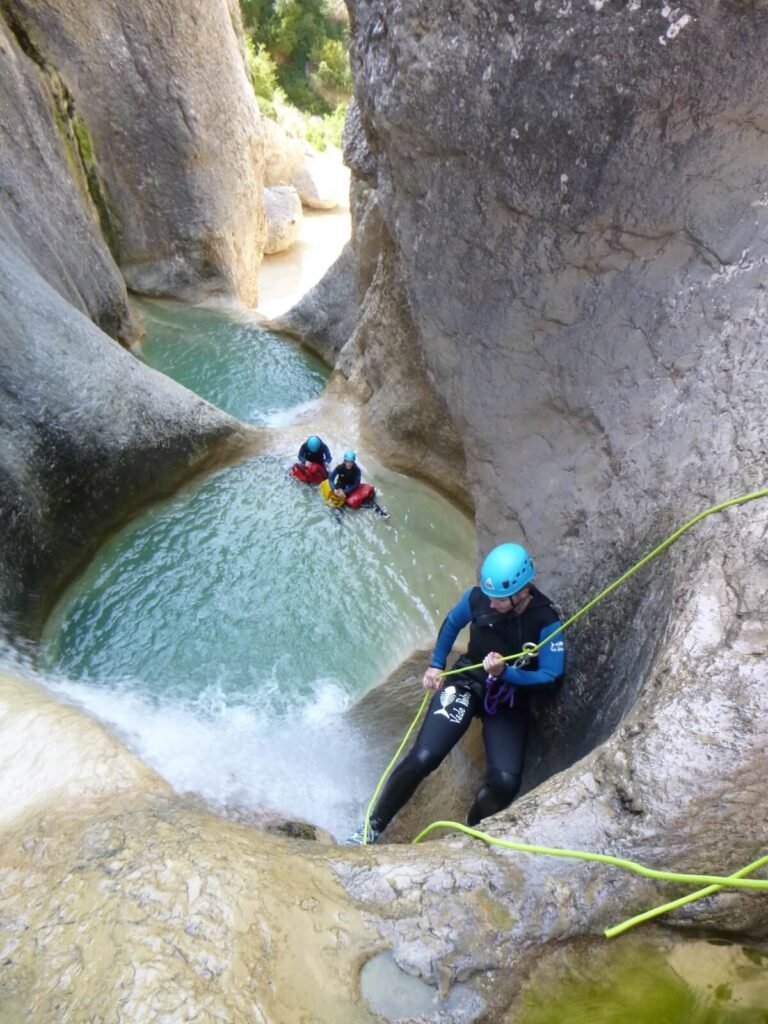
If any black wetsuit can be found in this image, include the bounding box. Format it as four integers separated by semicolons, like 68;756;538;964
369;585;565;831
298;440;332;466
330;461;361;495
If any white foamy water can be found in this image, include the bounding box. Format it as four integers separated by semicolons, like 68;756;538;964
39;449;472;839
41;670;378;839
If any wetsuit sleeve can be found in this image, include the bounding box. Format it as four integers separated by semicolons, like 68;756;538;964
330;466;339;486
500;621;565;686
429;589;474;669
298;442;308;463
322;443;332;465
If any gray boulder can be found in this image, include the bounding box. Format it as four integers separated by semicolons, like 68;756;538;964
263;185;303;254
291;152;342;210
262;116;306;188
0;235;254;640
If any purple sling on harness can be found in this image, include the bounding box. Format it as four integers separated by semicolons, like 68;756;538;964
483;674;516;715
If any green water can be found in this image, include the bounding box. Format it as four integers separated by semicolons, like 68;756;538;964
514;939;768;1024
134;299;327;424
43;453;473;705
41;301;475;834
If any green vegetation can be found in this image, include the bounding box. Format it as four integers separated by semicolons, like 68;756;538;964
517;944;768;1024
240;0;351;151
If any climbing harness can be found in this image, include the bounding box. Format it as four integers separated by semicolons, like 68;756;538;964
357;487;768;935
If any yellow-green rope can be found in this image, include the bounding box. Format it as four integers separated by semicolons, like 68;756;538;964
604;854;768;938
411;821;768;892
358;488;768;935
410;822;768;936
362;691;431;846
440;487;768;677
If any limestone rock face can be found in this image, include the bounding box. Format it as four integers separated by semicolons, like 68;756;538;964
318;0;768;1001
0;669;379;1024
0;1;262;640
0;15;135;341
0;236;254;639
346;0;768;568
291;152;342;210
274;179;382;364
4;0;264;304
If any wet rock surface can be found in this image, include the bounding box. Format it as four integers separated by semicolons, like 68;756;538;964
263;184;303;254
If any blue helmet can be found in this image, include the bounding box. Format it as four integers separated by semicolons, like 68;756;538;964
480;543;535;598
307;435;321;453
343;450;356;461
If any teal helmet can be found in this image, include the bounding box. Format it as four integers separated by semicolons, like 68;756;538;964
480;543;534;598
307;435;321;452
343;450;356;461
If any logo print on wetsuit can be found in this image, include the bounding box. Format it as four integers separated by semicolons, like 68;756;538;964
433;685;470;725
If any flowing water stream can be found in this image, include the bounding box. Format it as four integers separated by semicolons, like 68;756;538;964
16;298;768;1020
39;299;476;839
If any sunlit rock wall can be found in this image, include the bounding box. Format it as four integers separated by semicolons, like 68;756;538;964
3;0;264;304
343;0;768;765
0;15;135;340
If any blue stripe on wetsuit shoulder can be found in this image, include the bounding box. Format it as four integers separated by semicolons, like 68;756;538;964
500;620;565;686
429;597;565;684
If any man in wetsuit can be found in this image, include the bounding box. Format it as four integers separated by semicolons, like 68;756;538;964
298;435;332;472
346;543;565;844
330;450;361;498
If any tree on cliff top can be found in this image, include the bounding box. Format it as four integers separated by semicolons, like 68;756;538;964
240;0;351;116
